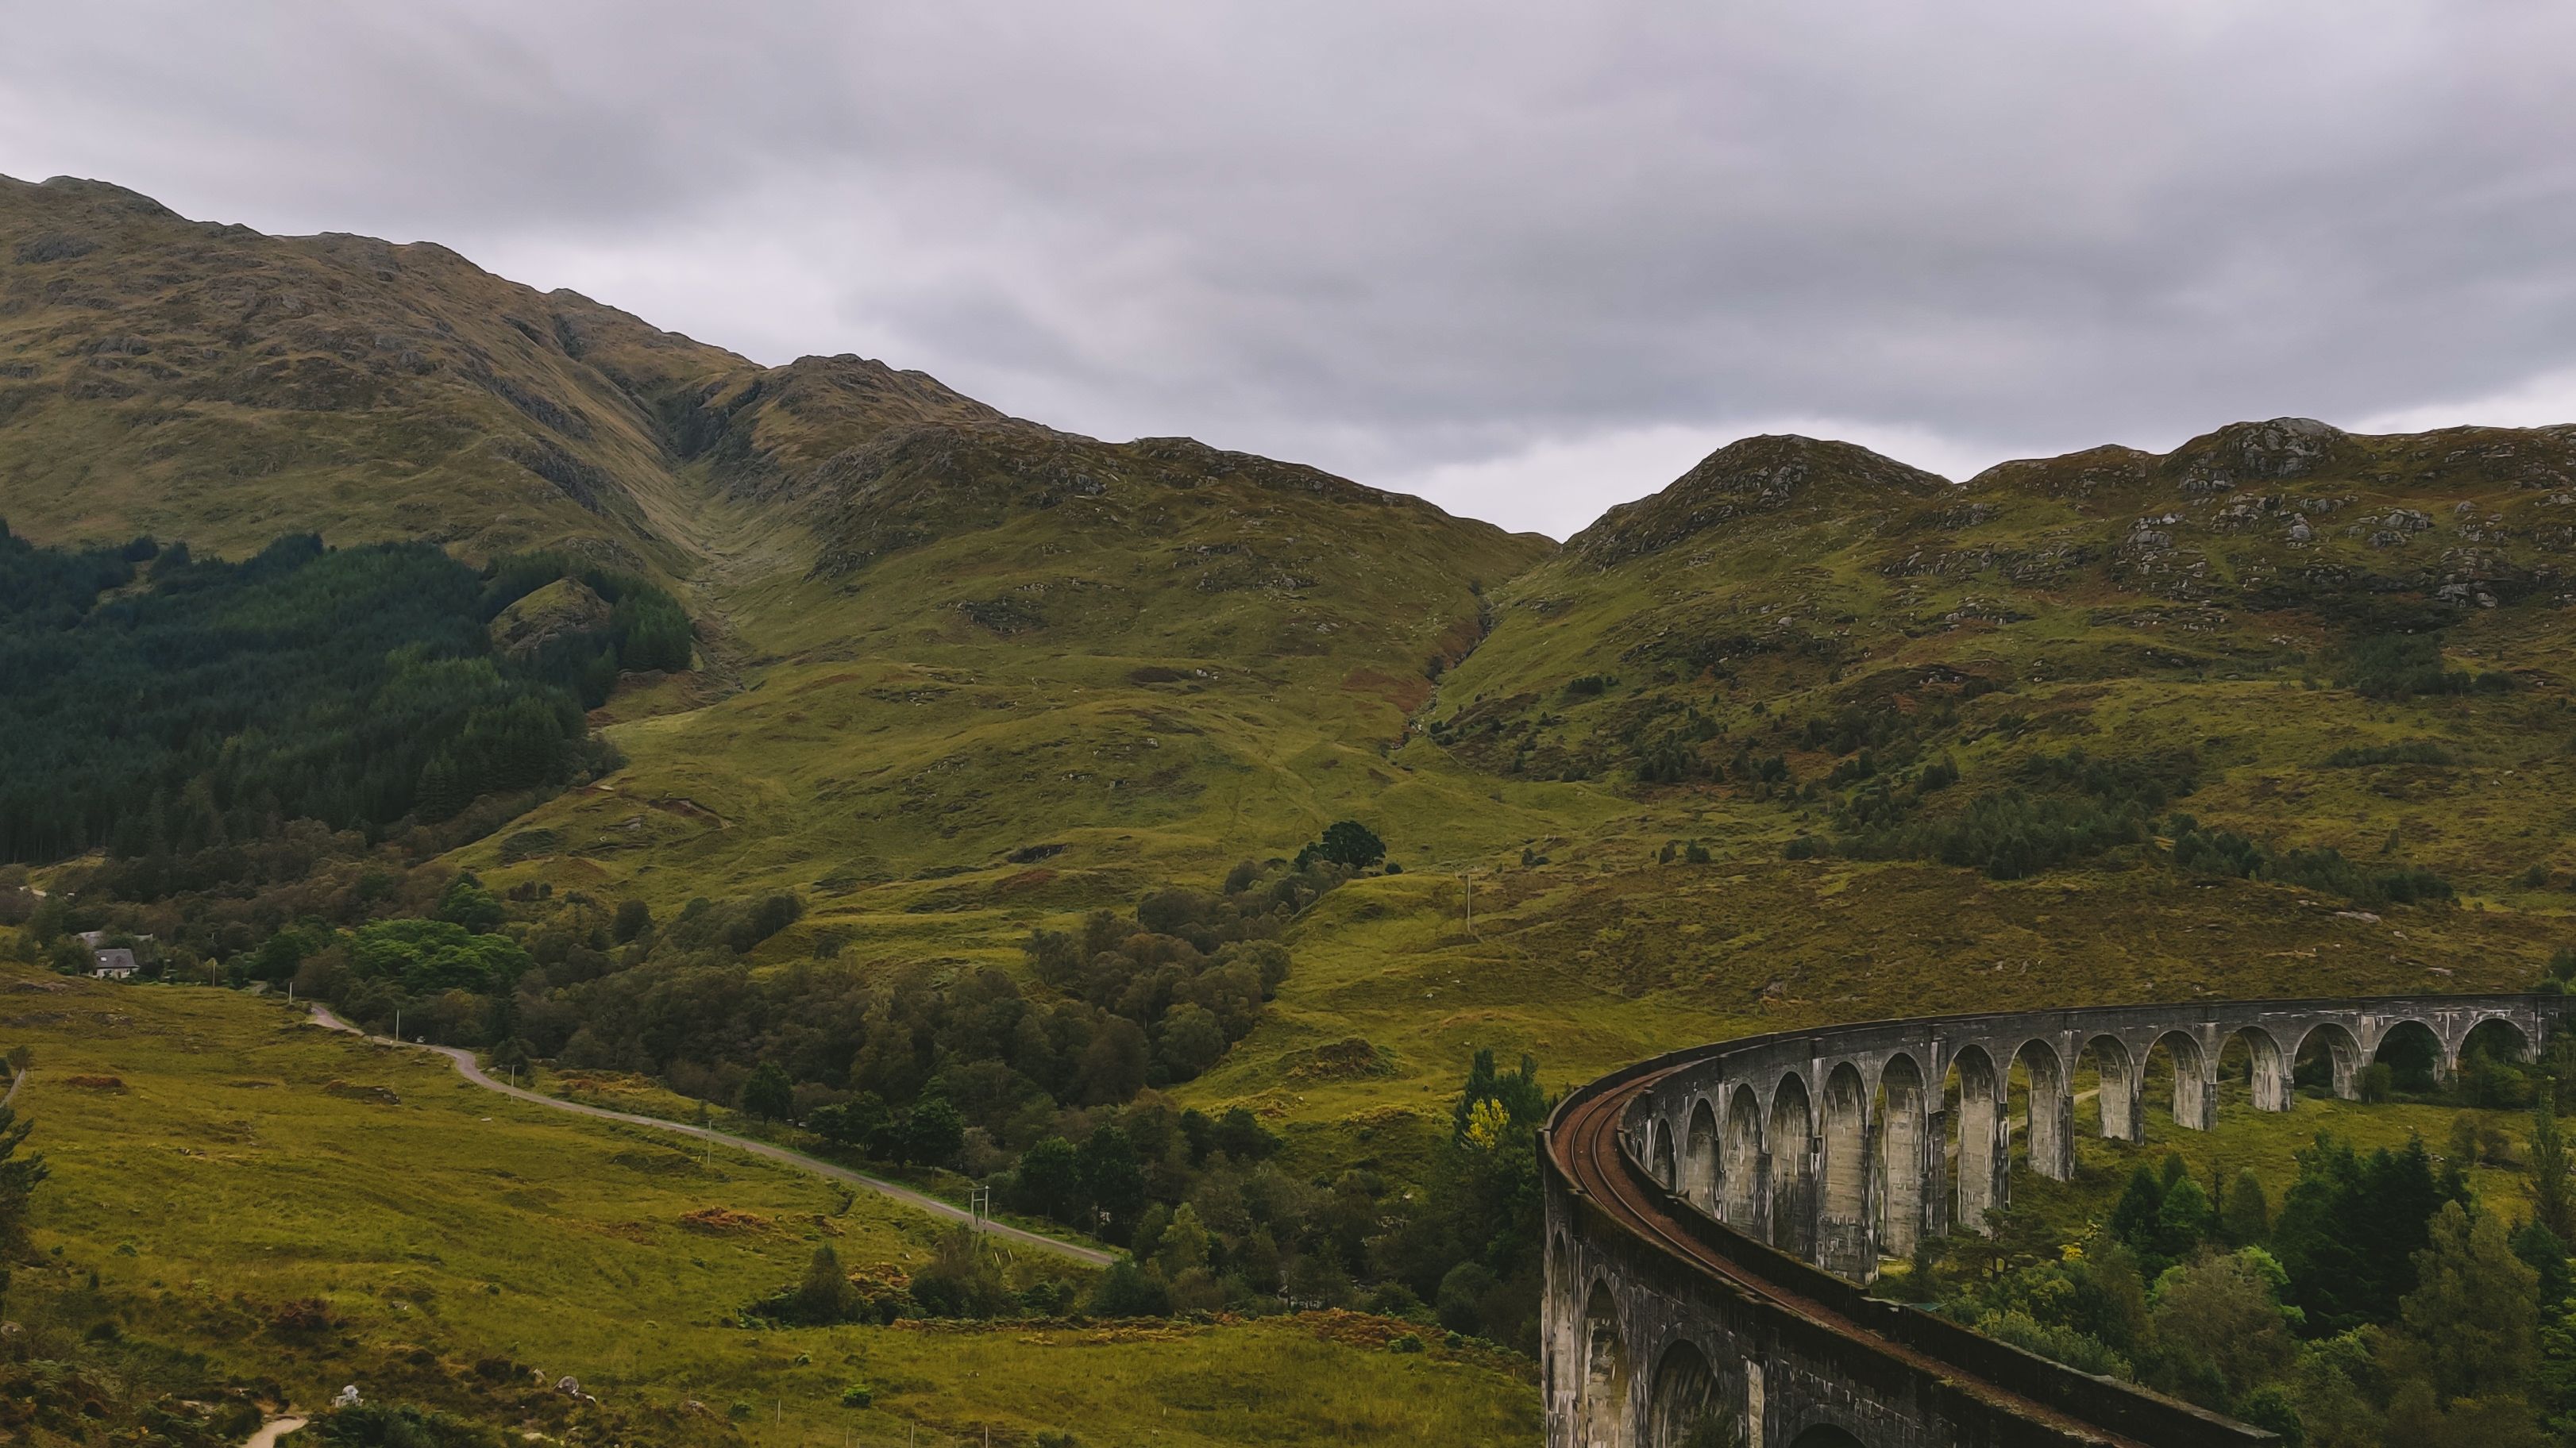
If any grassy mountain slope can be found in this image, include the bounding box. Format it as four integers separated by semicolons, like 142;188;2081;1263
0;960;1538;1446
11;174;2576;1169
481;429;1560;907
0;173;997;578
1403;422;2576;1035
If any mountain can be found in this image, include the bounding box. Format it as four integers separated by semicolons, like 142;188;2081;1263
10;172;2576;1101
0;173;1004;575
13;178;2576;1448
0;174;1558;904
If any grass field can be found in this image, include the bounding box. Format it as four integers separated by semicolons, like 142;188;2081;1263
0;962;1540;1447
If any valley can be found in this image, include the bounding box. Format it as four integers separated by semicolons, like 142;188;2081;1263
6;173;2576;1446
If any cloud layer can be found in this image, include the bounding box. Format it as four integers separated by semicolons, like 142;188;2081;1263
6;3;2575;535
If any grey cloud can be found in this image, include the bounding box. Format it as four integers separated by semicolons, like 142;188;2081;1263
5;2;2576;533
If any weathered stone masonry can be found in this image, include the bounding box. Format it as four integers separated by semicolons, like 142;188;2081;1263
1542;994;2560;1448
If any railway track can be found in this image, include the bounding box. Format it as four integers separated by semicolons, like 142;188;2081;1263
1549;1062;2162;1448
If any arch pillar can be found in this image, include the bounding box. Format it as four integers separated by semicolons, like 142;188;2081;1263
2296;1020;2364;1100
1873;1055;1930;1262
1683;1099;1720;1211
1768;1073;1819;1262
1921;1096;1950;1242
2092;1038;2144;1144
1952;1046;2010;1234
1575;1284;1633;1448
2152;1030;2218;1131
2244;1029;2293;1112
1718;1085;1769;1242
2024;1035;2076;1182
1818;1064;1875;1280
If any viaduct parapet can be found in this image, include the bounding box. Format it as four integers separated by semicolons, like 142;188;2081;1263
1541;993;2560;1448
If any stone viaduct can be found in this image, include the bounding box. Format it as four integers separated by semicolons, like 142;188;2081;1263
1541;993;2560;1448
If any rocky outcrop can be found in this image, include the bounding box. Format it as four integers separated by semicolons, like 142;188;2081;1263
1570;435;1953;565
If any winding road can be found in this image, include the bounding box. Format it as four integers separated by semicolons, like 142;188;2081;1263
305;1004;1113;1266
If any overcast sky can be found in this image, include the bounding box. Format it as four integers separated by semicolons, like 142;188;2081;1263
6;4;2576;537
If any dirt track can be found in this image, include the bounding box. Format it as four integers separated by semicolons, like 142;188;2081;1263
306;1004;1113;1266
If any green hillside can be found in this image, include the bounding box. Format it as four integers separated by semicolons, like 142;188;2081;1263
13;177;2576;1446
12;177;2575;1133
0;961;1539;1448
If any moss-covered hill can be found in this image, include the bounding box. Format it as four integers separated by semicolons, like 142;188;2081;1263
11;175;2576;1138
0;174;1558;903
0;172;1003;574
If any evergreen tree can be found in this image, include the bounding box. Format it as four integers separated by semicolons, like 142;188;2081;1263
2153;1176;2212;1265
2218;1170;2270;1247
2390;1202;2539;1406
2108;1166;2165;1250
0;1102;47;1291
2532;1088;2576;1243
1452;1048;1548;1142
2276;1132;2467;1335
2510;1220;2572;1311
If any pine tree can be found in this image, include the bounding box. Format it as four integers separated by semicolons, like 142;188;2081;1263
2218;1170;2269;1247
2153;1176;2212;1265
2393;1201;2539;1404
2108;1165;2164;1250
0;1102;48;1294
2531;1088;2576;1243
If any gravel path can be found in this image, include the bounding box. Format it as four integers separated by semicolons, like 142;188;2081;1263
241;1416;307;1448
306;1004;1112;1266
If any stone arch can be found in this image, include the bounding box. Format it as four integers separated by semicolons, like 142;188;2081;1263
2458;1016;2536;1106
2372;1018;2445;1092
1873;1053;1928;1259
1649;1115;1678;1189
1768;1072;1818;1258
1576;1281;1633;1448
2146;1029;2214;1130
1720;1084;1764;1229
1682;1097;1720;1211
1948;1044;2005;1233
1818;1062;1873;1276
2011;1038;2073;1180
2083;1034;2141;1142
2293;1020;2362;1100
2462;1015;2535;1064
1645;1339;1722;1448
2219;1025;2293;1113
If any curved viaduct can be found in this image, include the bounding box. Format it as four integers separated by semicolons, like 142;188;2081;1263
1541;993;2560;1448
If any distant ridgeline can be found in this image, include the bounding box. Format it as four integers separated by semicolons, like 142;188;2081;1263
0;524;688;868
